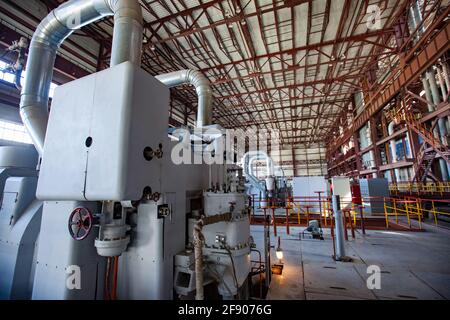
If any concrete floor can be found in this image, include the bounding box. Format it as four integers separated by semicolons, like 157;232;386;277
251;221;450;300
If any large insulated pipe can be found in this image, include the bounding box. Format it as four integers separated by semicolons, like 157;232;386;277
409;0;425;37
440;61;450;129
20;0;143;155
155;70;213;128
427;69;450;181
441;61;450;91
388;122;400;182
437;66;448;98
193;218;205;300
436;65;450;132
422;75;441;139
423;73;450;181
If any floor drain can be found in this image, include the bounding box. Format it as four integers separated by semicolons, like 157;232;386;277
329;286;347;290
397;295;418;299
380;271;390;274
323;266;336;269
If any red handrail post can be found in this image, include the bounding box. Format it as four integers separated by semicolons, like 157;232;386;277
359;205;366;235
272;208;277;237
285;206;290;235
343;209;349;241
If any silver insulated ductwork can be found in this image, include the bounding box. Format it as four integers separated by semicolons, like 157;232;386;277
155;70;213;128
20;0;143;156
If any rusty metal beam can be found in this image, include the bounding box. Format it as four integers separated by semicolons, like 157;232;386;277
328;15;450;155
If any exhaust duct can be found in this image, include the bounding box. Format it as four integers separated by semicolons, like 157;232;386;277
155;70;213;128
20;0;143;155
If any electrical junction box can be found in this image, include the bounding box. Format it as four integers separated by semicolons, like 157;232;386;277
37;62;170;201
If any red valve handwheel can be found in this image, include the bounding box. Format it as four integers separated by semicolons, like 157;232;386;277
68;207;93;241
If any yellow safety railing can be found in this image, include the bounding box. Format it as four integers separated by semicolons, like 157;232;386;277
384;197;421;229
390;182;450;196
251;195;450;233
383;197;450;229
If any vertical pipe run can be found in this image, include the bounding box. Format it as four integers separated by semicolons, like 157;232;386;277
332;195;346;260
436;65;450;132
264;215;271;288
388;122;400;182
440;61;450;91
193;219;205;300
105;257;111;300
427;69;450;180
316;191;323;223
437;66;448;99
111;256;119;300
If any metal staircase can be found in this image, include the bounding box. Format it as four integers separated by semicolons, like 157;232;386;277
403;112;450;165
413;147;438;182
412;117;440;182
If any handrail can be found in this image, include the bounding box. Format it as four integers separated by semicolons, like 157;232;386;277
249;194;450;232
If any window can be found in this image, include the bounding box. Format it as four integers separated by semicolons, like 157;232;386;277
0;120;32;144
0;60;15;83
0;60;59;98
0;58;59;145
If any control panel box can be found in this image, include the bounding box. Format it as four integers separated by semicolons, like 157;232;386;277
37;62;170;201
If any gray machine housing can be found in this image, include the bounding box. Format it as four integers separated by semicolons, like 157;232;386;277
359;178;390;216
30;61;246;300
37;62;170;202
0;146;42;299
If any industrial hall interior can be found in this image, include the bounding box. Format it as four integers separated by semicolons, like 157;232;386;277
0;0;450;302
